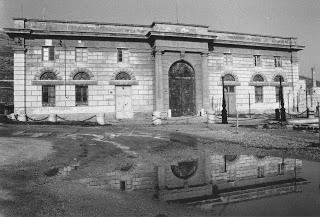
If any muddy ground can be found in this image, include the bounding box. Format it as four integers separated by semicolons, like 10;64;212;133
0;119;319;217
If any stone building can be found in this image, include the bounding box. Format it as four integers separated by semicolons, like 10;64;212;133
4;18;304;120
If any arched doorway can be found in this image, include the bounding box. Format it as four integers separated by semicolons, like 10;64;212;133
169;61;195;117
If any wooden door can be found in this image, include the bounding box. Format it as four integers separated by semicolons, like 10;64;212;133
116;86;133;119
169;61;195;117
225;86;236;115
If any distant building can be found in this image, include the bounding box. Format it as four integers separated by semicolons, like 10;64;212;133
4;18;304;120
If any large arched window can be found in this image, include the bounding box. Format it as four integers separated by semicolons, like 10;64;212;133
274;75;284;82
274;75;284;102
115;71;131;80
223;74;235;81
74;72;90;106
41;72;56;107
253;74;264;82
40;72;57;80
74;72;91;80
253;74;264;103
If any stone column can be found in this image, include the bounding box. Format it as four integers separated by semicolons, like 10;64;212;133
13;47;27;118
201;52;209;111
154;50;163;111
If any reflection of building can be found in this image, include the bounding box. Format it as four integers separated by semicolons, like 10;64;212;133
156;154;305;203
4;18;304;120
98;152;306;207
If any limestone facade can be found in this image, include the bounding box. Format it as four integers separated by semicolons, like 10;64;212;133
5;18;304;119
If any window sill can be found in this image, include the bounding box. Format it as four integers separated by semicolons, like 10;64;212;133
32;80;98;85
109;80;139;86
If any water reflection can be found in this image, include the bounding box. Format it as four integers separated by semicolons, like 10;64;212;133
156;153;306;207
104;152;319;215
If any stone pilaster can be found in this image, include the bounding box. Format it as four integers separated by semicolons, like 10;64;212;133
13;48;26;114
201;52;209;111
154;50;163;111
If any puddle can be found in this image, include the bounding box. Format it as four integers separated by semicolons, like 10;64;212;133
103;152;320;216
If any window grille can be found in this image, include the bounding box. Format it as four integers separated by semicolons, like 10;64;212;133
115;71;131;80
223;74;235;81
253;74;264;82
73;72;90;80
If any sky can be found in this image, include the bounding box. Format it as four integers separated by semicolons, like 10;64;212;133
0;0;320;79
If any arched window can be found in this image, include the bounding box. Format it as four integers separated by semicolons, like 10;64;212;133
274;75;284;82
73;72;90;80
223;74;235;81
274;75;284;103
253;74;264;103
73;72;90;106
40;72;57;80
253;74;264;82
225;155;238;162
40;72;56;106
115;71;131;80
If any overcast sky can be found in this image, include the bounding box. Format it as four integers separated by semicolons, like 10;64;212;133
0;0;319;79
